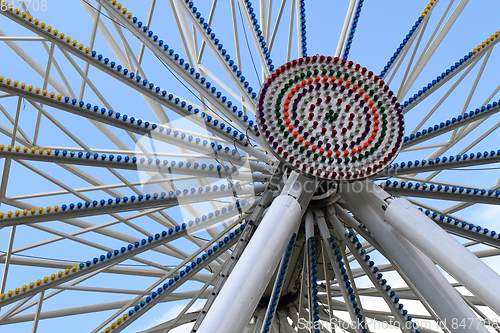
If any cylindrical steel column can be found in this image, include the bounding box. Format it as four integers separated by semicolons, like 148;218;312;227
197;172;316;333
385;197;500;316
338;181;489;333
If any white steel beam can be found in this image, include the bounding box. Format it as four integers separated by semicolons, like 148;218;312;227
1;293;207;325
338;181;489;333
268;0;286;53
381;181;500;205
92;216;247;332
196;172;316;333
409;52;485;134
102;0;260;132
0;228;190;308
0;6;264;148
385;197;500;316
135;0;157;76
0;183;262;226
399;0;469;98
335;0;357;58
286;0;295;62
108;227;243;332
382;150;500;177
316;215;363;333
322;210;411;333
237;0;272;77
402;101;500;149
0;149;270;183
30;290;43;333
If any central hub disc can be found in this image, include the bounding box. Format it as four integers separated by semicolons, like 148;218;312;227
257;56;404;181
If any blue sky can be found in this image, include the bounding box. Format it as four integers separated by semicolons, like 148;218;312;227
0;0;500;332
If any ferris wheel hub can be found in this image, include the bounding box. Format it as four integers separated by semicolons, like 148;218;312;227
257;56;405;181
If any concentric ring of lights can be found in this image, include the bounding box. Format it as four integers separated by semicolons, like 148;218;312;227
257;56;405;181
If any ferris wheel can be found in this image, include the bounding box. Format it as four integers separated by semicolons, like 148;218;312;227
0;0;500;332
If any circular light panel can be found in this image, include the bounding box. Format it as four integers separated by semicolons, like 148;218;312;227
257;56;404;181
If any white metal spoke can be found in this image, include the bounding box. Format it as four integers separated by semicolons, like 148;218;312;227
237;0;273;77
382;0;439;82
398;0;469;98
